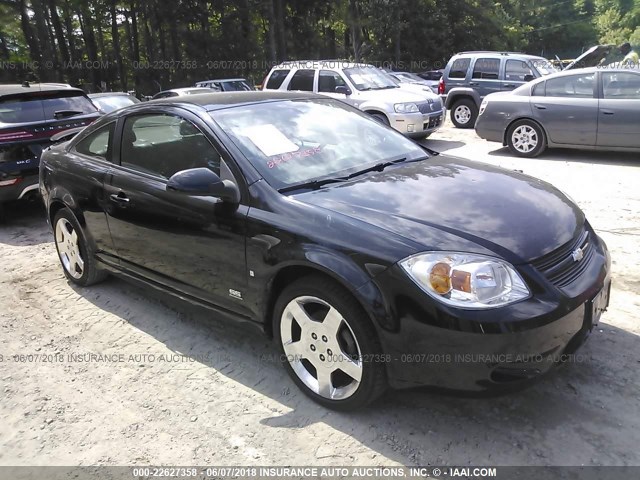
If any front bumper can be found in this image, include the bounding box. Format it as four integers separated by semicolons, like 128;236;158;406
390;110;445;137
368;234;611;392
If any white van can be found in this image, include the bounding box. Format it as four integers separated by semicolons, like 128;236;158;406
263;60;444;138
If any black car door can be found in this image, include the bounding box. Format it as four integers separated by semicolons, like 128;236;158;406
103;108;250;315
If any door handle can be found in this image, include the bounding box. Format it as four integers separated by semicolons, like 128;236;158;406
109;192;130;205
601;110;614;115
503;84;515;88
534;104;547;110
469;82;479;86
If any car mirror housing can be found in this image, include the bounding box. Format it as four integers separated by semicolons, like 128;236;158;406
335;85;352;96
166;168;240;202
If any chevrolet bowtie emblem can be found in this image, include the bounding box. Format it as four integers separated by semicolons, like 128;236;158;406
571;246;585;262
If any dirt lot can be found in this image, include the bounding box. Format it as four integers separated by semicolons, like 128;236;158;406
1;121;639;467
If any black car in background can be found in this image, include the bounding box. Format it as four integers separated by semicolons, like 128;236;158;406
40;92;610;410
0;83;100;219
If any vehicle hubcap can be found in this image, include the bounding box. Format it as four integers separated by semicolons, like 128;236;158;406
55;218;84;279
454;105;471;124
512;125;539;153
280;296;363;400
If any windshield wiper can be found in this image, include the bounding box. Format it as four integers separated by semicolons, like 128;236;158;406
53;109;85;120
345;155;429;180
278;177;348;193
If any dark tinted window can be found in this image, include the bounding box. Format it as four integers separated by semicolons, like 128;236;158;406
472;58;500;80
602;72;640;99
120;114;221;179
448;58;470;79
545;73;595;98
75;123;115;161
505;60;534;82
318;70;347;92
221;80;252;91
288;70;315;91
0;91;97;124
266;69;290;89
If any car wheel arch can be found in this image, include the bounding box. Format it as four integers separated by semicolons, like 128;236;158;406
263;262;385;341
503;117;548;147
363;109;389;122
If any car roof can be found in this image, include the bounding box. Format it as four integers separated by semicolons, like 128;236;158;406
273;60;371;69
159;87;212;94
453;51;547;60
147;91;320;111
88;92;133;98
196;78;247;83
0;83;82;97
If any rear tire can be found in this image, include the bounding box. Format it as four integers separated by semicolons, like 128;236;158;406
53;208;107;287
506;119;547;158
273;275;387;410
451;99;478;129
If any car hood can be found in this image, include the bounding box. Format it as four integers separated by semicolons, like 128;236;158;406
293;156;584;264
356;87;432;103
564;45;614;70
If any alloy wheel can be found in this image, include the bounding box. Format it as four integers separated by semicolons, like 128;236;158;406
55;217;85;280
511;125;539;154
280;296;363;400
454;105;471;125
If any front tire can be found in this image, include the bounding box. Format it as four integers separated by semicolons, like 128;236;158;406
507;119;547;158
274;275;387;410
53;208;107;286
451;99;478;129
370;113;390;126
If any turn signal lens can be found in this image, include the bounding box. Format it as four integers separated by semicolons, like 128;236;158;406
400;252;530;309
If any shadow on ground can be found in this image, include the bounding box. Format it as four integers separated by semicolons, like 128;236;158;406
0;200;50;246
488;147;640;167
74;275;640;465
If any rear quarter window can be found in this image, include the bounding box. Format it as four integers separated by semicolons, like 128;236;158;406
448;58;471;79
266;69;290;89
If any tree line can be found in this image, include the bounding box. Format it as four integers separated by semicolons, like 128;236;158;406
0;0;638;95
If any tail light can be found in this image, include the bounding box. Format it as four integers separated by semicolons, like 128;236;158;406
438;78;445;95
0;177;22;187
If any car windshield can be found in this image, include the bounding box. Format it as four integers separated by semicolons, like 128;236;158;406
533;60;558;76
397;72;425;83
343;67;398;90
92;95;138;113
222;80;252;91
211;99;427;190
0;92;97;124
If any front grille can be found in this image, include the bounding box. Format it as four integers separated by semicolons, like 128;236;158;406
424;114;443;130
417;99;442;114
531;228;595;288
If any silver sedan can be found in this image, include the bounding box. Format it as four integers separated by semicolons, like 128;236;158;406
475;67;640;157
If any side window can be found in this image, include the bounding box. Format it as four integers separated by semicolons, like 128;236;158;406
472;58;500;80
505;60;534;82
318;70;347;93
602;72;640;99
532;81;545;96
448;58;470;79
75;123;115;162
265;69;290;89
287;69;315;91
545;73;595;98
120;114;221;179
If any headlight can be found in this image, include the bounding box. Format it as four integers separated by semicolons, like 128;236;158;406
400;252;530;309
394;103;419;113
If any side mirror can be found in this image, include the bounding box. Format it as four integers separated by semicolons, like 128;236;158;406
166;168;240;203
524;74;534;82
335;85;352;96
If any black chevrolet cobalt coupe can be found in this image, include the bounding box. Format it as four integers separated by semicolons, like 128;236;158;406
40;92;610;410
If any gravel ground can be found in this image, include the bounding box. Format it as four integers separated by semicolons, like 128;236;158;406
1;120;639;467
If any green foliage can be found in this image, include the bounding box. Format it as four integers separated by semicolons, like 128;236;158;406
2;0;637;92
